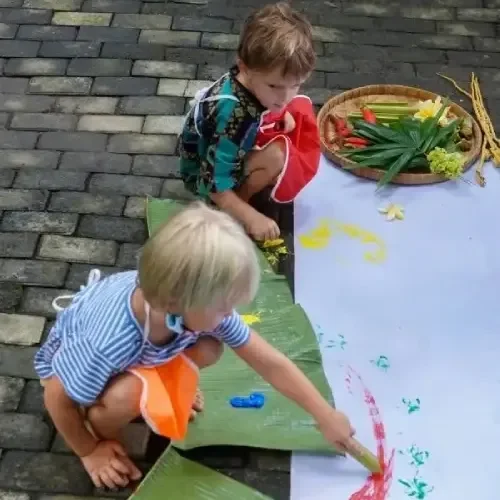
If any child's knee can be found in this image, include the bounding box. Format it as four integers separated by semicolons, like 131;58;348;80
186;337;224;369
248;141;285;177
99;373;142;417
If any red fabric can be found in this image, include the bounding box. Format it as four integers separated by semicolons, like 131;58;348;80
254;95;321;203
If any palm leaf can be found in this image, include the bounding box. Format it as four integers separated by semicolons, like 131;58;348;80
418;99;450;151
376;150;414;189
353;121;413;146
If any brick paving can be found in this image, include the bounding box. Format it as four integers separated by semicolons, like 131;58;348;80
0;0;498;498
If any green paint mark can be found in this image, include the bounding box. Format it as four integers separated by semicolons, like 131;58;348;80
399;476;434;499
402;398;421;414
315;325;324;345
399;445;430;467
370;355;390;371
326;334;347;350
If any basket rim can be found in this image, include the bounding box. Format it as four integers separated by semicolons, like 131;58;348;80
316;84;482;185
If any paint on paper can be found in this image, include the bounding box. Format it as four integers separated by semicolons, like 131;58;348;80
298;218;387;264
398;476;434;499
370;355;390;372
402;398;421;414
241;313;261;326
326;334;347;350
345;366;395;500
399;445;430;468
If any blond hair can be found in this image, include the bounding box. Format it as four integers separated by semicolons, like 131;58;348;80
139;201;260;312
238;2;315;78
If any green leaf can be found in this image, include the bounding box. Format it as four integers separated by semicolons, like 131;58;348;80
425;119;459;152
406;155;428;170
376;150;414;189
354;121;413;145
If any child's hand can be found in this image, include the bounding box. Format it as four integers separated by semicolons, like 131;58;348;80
282;111;296;133
81;440;142;489
318;409;356;452
245;212;280;241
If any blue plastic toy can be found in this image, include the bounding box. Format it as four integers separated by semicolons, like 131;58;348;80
229;392;265;409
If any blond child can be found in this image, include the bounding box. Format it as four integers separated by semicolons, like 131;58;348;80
180;2;321;241
35;202;353;490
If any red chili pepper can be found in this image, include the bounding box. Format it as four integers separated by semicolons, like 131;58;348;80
362;107;377;124
345;136;369;146
332;115;348;132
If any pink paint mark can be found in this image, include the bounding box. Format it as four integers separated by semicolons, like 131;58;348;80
345;366;395;500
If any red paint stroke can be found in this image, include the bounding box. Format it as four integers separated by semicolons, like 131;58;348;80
345;366;395;500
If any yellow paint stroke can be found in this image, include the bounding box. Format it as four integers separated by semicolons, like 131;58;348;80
332;221;387;264
241;314;261;326
298;219;332;250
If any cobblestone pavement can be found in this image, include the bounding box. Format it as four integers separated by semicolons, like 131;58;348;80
0;0;499;498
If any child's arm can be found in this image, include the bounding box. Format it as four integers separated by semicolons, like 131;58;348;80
210;190;279;241
234;330;354;449
44;376;98;457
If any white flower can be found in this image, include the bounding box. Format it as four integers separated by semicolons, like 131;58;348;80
378;203;404;221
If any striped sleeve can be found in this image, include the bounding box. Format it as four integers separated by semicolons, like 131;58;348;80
51;336;127;406
212;311;250;348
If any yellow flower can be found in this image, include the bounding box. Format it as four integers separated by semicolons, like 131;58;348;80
261;238;285;249
378;203;404;221
413;96;450;126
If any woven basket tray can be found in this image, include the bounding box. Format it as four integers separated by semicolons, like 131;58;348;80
317;84;482;185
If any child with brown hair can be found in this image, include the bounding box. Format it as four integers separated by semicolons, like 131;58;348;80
180;2;321;241
36;202;354;490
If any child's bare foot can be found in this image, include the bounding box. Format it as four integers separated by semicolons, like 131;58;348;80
190;388;204;420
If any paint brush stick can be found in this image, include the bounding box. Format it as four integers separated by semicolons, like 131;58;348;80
345;438;382;474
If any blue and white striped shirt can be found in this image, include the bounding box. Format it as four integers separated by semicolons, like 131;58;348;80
34;270;250;406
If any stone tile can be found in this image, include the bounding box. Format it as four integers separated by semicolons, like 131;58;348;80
0;169;15;187
77;215;147;243
138;29;200;47
67;58;131;76
0;451;93;494
89;172;162;196
0;23;17;40
157;78;188;96
0;40;40;57
77;115;143;133
54;96;118;114
116;242;141;268
82;0;140;13
77;26;139;43
0;259;68;286
475;38;500;52
52;12;112;26
0;491;30;500
0;130;37;149
132;154;179;177
10;112;77;131
92;76;157;95
39;235;118;265
17;379;44;414
48;191;125;216
201;33;238;50
107;133;177;154
132;60;196;78
0;414;51;450
101;42;164;60
437;21;496;37
20;287;73;318
24;0;82;8
0;232;38;257
143;115;184;134
0;189;48;210
1;211;78;234
16;25;77;41
0;94;55;112
457;8;500;21
184;79;212;97
0;345;39;378
38;131;107;152
112;13;172;29
0;77;28;93
65;263;121;290
164;46;228;66
60;151;131;173
0;376;24;411
39;41;101;58
28;76;92;95
312;26;349;43
160;178;195;201
0;8;51;24
124;196;146;218
172;15;232;33
0;313;45;345
117;95;185;115
2;150;59;168
0;283;23;312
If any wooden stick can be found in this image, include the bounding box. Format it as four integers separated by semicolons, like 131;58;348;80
345;438;382;474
